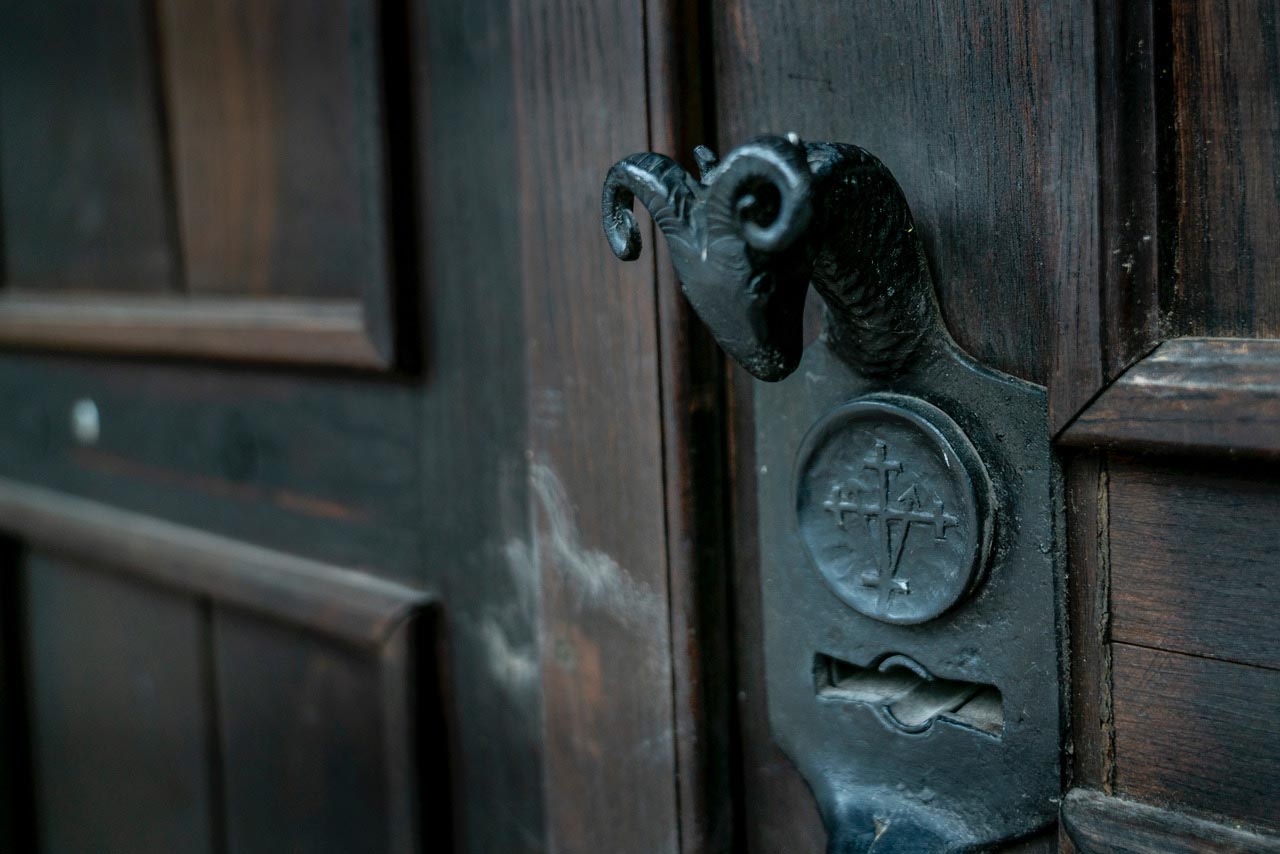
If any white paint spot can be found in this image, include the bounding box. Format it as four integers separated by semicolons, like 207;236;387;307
529;462;662;626
478;618;539;691
70;398;99;445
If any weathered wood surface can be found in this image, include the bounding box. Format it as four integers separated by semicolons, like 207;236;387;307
512;0;684;847
1062;788;1280;854
1062;339;1280;458
713;0;1097;389
26;554;216;853
410;0;548;848
1165;0;1280;341
645;0;736;848
158;0;389;303
1112;643;1280;832
215;608;426;853
0;294;386;367
0;478;426;646
0;0;177;293
1053;0;1160;434
1065;455;1113;789
0;358;421;581
1108;458;1280;670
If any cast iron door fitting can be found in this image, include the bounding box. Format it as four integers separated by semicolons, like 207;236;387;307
601;136;1062;853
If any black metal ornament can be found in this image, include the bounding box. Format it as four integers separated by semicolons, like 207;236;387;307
602;136;1062;853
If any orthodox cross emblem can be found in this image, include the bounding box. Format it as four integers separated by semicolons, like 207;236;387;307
796;396;991;625
822;439;958;610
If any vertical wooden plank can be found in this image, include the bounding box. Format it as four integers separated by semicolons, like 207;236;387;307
158;0;388;301
26;553;214;853
712;0;1097;387
1065;455;1113;790
1166;0;1280;338
411;0;547;849
0;0;176;292
1054;0;1161;433
644;1;736;851
215;608;414;853
512;0;679;850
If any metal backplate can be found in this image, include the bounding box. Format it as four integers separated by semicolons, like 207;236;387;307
601;135;1063;852
756;339;1062;853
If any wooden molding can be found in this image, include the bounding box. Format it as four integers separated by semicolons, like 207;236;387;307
0;293;391;369
0;477;426;646
1062;788;1280;853
1059;338;1280;458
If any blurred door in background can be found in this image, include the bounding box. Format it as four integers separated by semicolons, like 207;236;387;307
0;1;1278;853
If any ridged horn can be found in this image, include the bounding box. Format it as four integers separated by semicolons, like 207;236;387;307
705;135;812;253
602;152;701;261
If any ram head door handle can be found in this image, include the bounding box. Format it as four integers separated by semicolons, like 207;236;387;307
602;136;1062;853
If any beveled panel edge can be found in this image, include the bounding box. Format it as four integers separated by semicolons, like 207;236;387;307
1058;337;1280;458
0;477;429;646
0;293;391;369
1062;788;1280;854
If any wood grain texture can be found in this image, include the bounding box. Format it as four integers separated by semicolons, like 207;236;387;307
1053;0;1161;434
0;0;177;293
215;608;428;853
645;1;736;850
1062;788;1280;854
712;0;1097;386
1166;0;1280;339
1112;643;1280;832
512;0;679;848
0;357;421;583
158;0;390;303
25;553;216;853
0;293;388;367
0;478;426;647
1108;458;1280;670
409;0;548;848
1061;339;1280;458
1065;455;1113;790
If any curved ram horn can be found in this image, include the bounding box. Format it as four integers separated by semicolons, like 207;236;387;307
705;135;812;253
601;152;702;261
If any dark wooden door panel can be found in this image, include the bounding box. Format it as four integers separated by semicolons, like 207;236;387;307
1167;0;1280;338
215;608;425;854
25;552;216;854
0;485;440;854
1112;643;1280;832
0;0;402;367
0;0;177;294
157;0;390;302
1108;457;1280;670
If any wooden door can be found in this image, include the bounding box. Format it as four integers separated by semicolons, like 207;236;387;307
709;1;1280;852
1;1;1277;853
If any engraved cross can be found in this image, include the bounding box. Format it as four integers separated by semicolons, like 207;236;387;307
823;439;959;611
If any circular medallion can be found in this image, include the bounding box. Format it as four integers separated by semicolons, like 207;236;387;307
795;393;994;624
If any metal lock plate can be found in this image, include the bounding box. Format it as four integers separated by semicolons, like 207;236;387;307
603;135;1063;852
